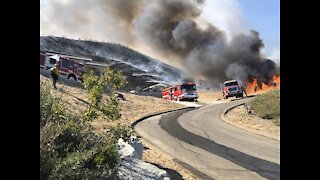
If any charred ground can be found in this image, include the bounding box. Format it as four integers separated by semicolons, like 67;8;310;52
40;36;190;90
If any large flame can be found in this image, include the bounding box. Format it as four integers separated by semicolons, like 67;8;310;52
246;75;280;94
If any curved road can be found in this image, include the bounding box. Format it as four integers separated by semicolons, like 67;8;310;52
135;98;280;180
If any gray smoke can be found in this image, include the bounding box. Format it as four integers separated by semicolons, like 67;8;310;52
41;0;279;85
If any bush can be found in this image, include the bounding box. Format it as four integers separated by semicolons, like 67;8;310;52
109;123;137;143
248;90;280;125
82;66;127;121
40;82;119;180
40;69;137;179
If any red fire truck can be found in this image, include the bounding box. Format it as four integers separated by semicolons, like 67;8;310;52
220;80;244;99
40;52;92;82
162;82;198;101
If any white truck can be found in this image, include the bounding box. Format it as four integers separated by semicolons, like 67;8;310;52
220;80;244;99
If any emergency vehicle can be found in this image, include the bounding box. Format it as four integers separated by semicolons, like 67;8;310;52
40;51;92;82
220;80;244;99
162;82;198;101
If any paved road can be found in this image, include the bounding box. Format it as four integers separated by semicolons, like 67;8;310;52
135;98;280;180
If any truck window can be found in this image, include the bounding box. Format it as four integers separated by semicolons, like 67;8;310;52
224;81;238;87
78;65;83;72
49;58;56;65
228;87;238;91
62;60;71;68
181;85;196;91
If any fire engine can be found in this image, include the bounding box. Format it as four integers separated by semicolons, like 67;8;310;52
220;80;244;99
162;82;198;101
40;51;92;82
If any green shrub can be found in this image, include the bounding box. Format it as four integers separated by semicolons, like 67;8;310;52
249;90;280;125
41;69;136;179
109;123;137;143
40;82;119;180
82;66;127;122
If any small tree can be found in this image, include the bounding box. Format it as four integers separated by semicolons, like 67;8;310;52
40;82;120;179
82;66;127;121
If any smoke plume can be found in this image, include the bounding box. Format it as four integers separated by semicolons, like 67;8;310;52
41;0;279;85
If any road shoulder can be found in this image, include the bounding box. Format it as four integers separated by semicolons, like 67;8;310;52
222;104;280;141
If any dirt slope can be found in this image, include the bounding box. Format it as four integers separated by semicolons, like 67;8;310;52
224;105;280;140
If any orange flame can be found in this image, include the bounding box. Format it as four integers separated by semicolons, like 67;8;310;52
246;75;280;94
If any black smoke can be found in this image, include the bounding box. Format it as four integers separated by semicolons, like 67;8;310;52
41;0;279;86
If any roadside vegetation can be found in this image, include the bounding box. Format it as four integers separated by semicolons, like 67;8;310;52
40;67;136;179
248;89;280;126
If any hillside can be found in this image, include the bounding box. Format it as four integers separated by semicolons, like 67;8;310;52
40;36;191;90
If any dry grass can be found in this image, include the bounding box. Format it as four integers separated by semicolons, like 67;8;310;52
142;139;199;180
40;75;186;131
91;92;186;130
225;105;280;140
197;91;222;104
249;90;280;123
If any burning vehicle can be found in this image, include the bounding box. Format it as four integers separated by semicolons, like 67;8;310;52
220;80;244;99
162;82;198;102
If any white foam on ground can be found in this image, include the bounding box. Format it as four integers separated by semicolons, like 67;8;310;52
115;138;171;180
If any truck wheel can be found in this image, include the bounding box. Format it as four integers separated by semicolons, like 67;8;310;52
115;96;124;101
68;75;77;81
225;96;228;99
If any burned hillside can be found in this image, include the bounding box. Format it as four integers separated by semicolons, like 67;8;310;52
40;36;190;89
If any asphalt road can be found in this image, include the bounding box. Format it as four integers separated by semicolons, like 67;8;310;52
134;98;280;180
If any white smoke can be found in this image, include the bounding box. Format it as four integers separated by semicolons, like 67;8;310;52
40;0;137;44
200;0;248;40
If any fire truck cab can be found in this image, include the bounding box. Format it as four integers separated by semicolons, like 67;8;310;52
162;82;198;102
220;80;243;99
